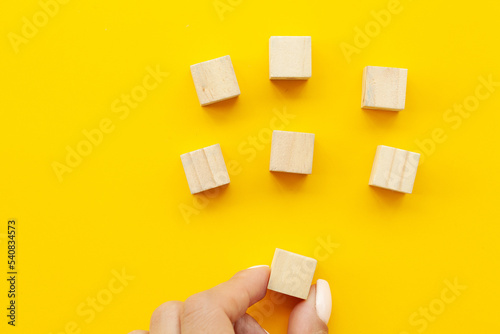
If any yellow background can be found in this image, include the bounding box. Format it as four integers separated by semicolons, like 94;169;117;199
1;0;500;333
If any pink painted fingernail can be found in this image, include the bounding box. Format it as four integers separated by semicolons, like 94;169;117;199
315;279;332;325
247;265;269;269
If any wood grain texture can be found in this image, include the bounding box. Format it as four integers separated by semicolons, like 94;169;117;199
190;55;241;106
369;145;420;194
361;66;408;111
269;36;312;80
269;130;315;174
180;144;230;194
267;248;317;299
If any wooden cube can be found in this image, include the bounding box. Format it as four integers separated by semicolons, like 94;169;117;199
361;66;408;111
190;55;240;106
180;144;230;194
269;36;312;80
269;130;315;174
268;248;317;299
369;145;420;194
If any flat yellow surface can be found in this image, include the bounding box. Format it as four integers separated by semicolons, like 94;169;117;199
1;0;500;333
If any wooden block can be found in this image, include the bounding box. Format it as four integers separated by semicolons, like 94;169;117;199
361;66;408;111
190;55;241;106
269;130;315;174
268;248;317;299
269;36;312;80
180;144;230;194
369;145;420;194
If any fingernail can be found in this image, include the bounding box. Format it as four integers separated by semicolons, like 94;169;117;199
315;279;332;325
247;265;269;269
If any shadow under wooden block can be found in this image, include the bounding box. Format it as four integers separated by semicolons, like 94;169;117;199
194;182;229;196
186;184;231;218
369;185;405;206
203;94;240;112
270;80;308;99
362;107;399;129
202;96;241;123
270;171;308;191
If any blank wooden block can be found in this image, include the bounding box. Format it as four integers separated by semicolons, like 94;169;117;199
369;145;420;194
269;36;311;80
268;248;317;299
361;66;408;111
269;130;315;174
180;144;230;194
190;55;240;106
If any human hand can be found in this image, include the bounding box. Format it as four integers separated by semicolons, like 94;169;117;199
129;265;331;333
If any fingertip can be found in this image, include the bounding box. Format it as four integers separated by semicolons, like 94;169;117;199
288;283;329;334
150;300;182;333
232;264;271;298
238;264;270;284
246;264;271;277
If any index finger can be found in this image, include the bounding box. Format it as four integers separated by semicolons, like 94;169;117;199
185;266;270;324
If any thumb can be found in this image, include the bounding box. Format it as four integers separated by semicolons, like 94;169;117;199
288;279;331;334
